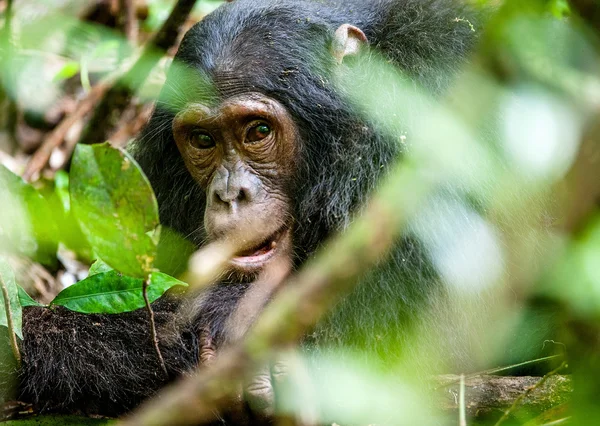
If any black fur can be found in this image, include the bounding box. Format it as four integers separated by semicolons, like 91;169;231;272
12;0;484;417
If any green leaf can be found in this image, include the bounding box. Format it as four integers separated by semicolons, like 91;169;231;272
51;270;187;314
0;258;24;339
70;143;159;278
53;61;80;82
0;166;58;266
88;258;113;276
18;286;44;308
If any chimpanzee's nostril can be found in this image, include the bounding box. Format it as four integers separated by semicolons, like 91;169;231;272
237;187;248;202
213;186;249;206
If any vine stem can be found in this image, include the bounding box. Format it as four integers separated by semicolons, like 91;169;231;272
0;272;21;367
143;274;167;377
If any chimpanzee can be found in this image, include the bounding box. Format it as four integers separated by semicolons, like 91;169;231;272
12;0;492;420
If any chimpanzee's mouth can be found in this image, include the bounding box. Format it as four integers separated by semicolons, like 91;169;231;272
230;227;287;268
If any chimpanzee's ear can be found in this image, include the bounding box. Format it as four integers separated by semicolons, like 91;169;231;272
331;24;368;64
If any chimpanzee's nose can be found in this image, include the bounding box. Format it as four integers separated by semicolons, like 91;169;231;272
209;165;254;210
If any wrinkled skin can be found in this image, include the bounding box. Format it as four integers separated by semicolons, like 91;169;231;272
172;93;298;280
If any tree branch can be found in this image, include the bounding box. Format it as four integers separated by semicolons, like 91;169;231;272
78;0;198;146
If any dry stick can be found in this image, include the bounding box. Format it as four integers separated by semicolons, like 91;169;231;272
437;375;572;416
22;81;110;181
435;354;564;390
143;273;167;377
119;163;433;426
493;361;568;426
79;0;198;146
0;272;21;367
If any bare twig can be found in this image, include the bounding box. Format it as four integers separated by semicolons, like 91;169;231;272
437;374;572;418
494;362;568;426
22;81;110;181
143;273;167;377
79;0;198;146
0;271;21;367
436;354;564;389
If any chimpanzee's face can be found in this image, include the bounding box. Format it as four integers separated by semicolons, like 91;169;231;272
172;92;298;276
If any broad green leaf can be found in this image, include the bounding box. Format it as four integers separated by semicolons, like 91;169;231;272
51;270;187;314
0;166;58;266
18;286;44;308
70;143;159;278
88;258;113;276
0;258;24;339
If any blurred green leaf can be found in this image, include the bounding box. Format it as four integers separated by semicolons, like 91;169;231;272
51;270;187;314
36;175;92;261
0;166;58;266
0;258;24;339
546;215;600;316
550;0;570;18
53;61;80;82
155;227;195;277
70;143;159;278
18;286;44;308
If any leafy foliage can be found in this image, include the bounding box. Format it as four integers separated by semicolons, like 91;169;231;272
51;270;186;314
70;143;160;278
0;167;58;266
0;143;190;323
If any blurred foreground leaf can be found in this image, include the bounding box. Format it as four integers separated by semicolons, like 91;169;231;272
0;259;23;339
51;270;187;314
545;214;600;316
70;143;159;278
0;167;58;266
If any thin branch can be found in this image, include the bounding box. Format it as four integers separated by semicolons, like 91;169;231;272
437;374;572;418
0;271;21;367
22;81;110;181
436;354;564;389
143;273;167;377
79;0;198;146
494;362;568;426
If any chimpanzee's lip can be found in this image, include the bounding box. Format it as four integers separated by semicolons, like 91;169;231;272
230;227;287;268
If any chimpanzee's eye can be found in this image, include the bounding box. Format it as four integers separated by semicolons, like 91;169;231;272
190;130;215;149
246;122;271;143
